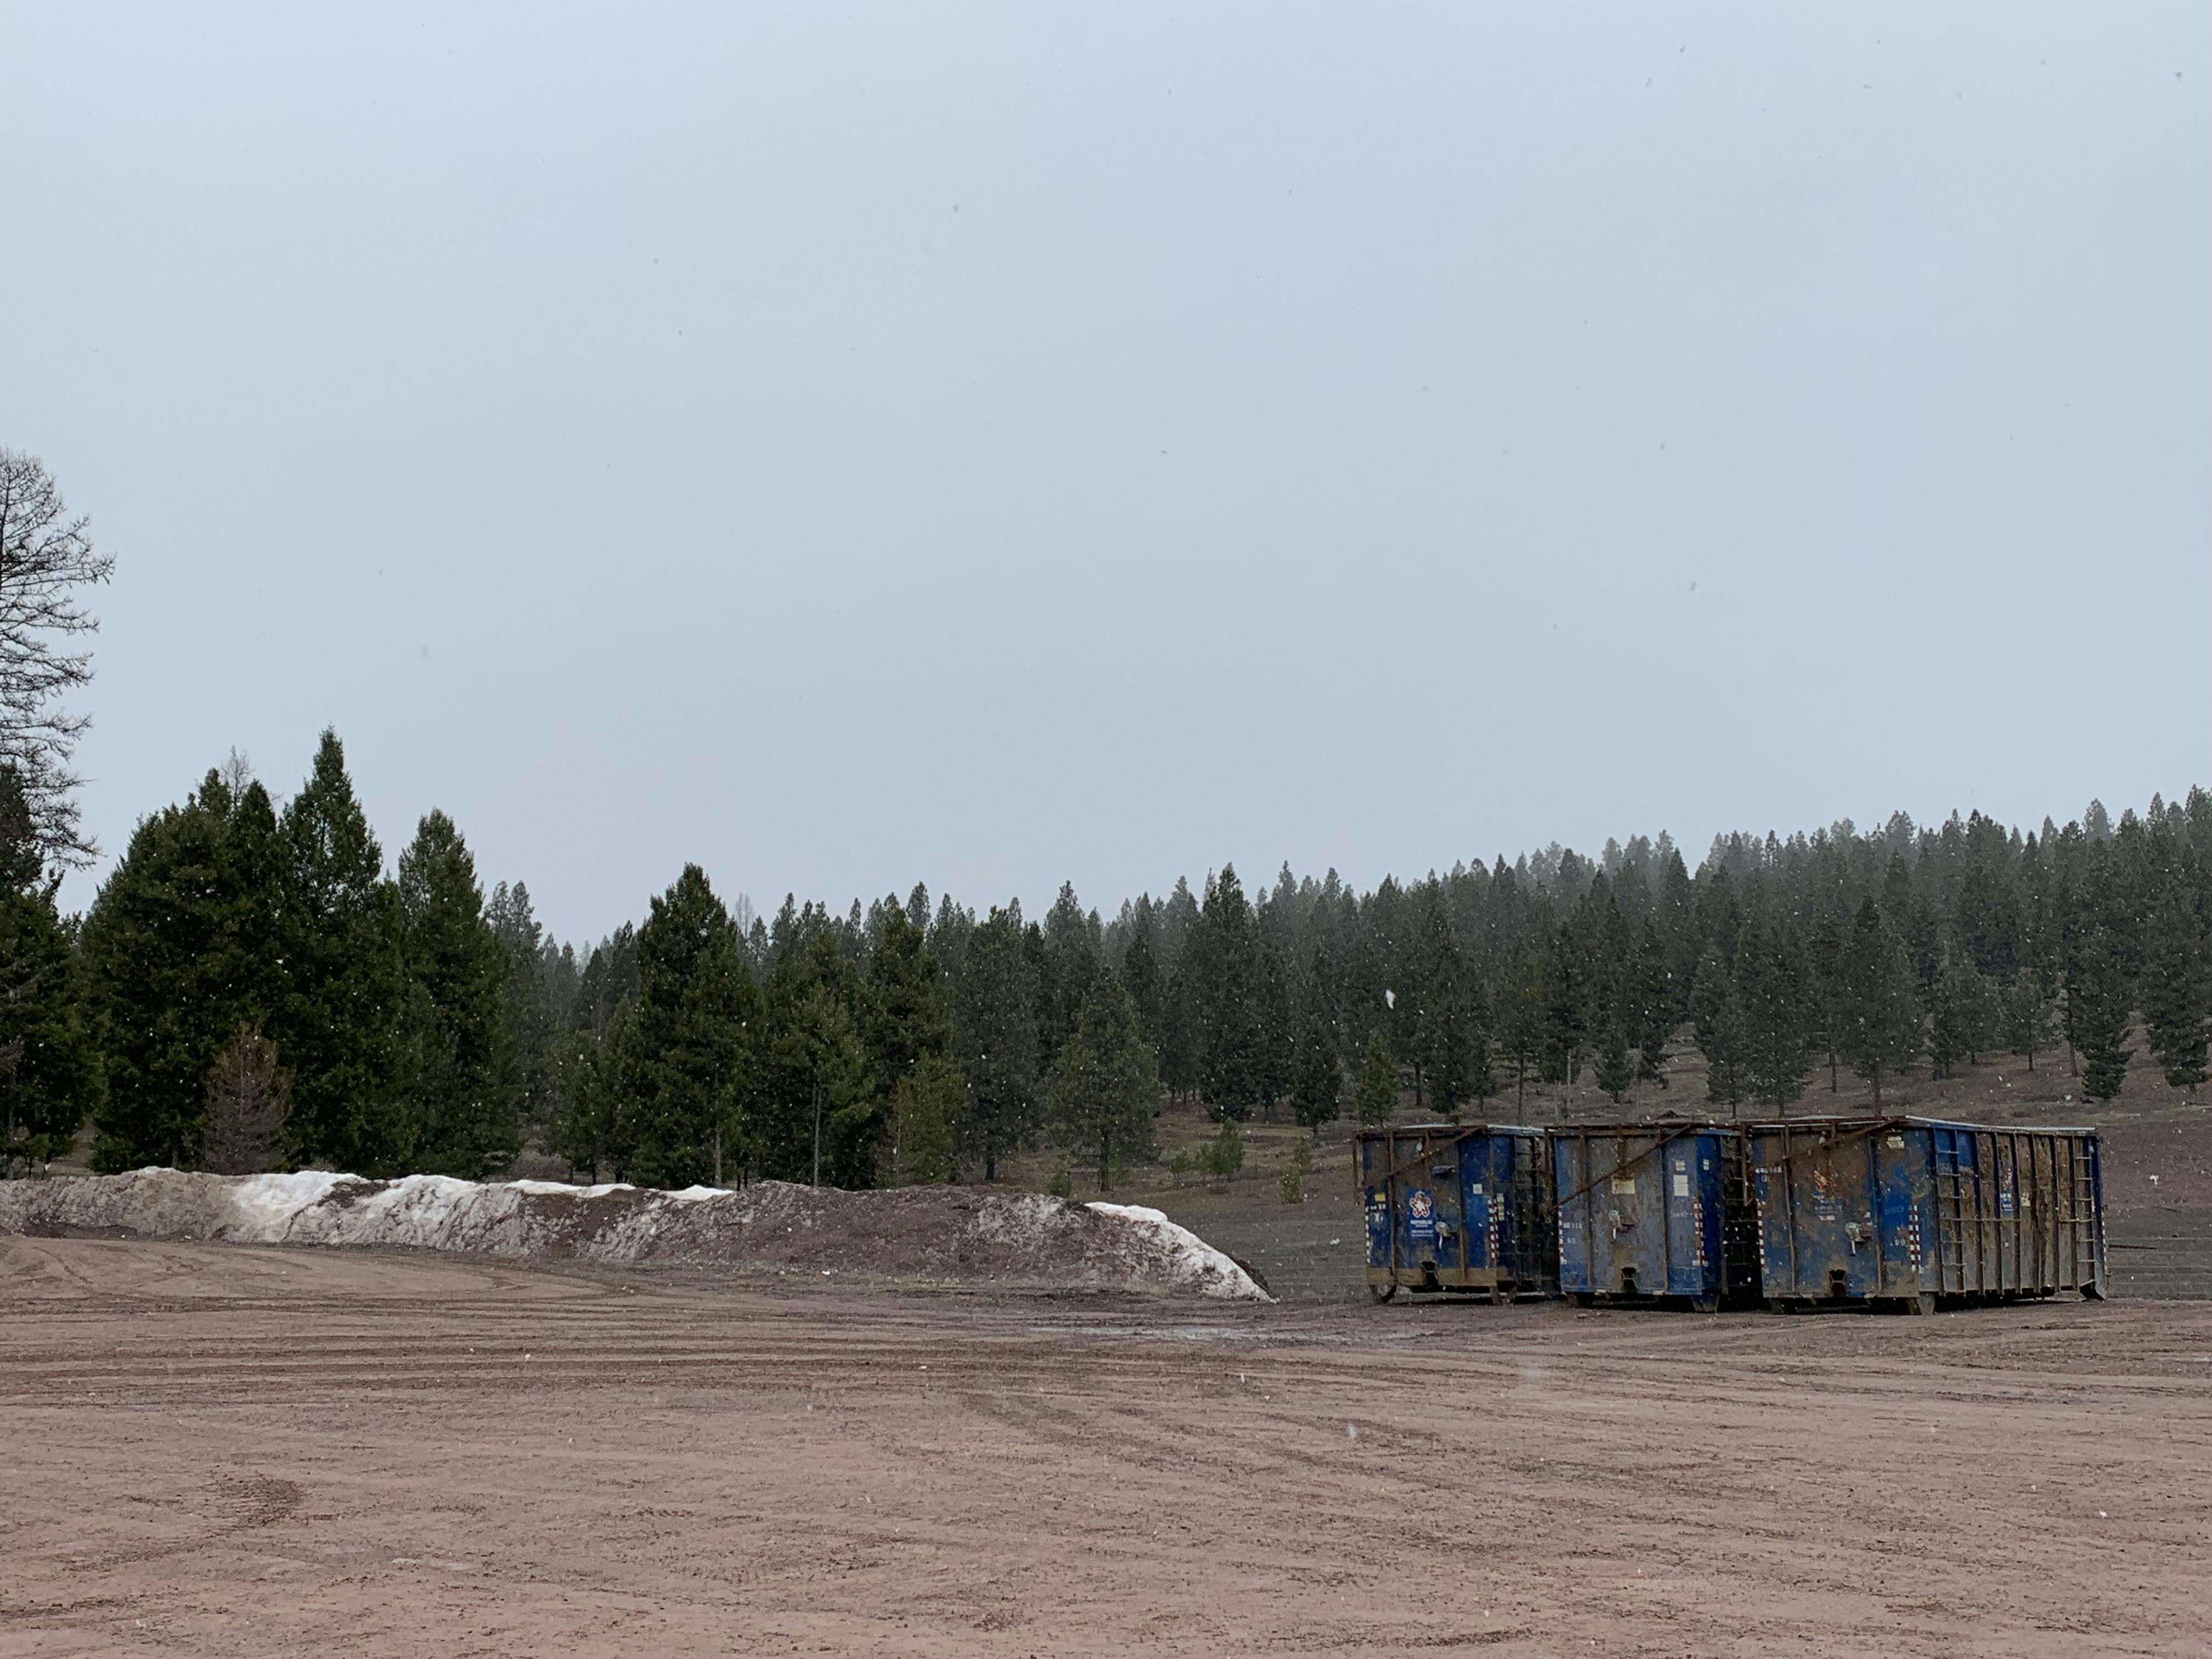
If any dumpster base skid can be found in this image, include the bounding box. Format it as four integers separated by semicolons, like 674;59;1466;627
1763;1288;2096;1314
1365;1266;1544;1302
1568;1290;1747;1313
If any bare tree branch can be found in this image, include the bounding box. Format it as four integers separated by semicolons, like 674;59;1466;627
0;448;114;867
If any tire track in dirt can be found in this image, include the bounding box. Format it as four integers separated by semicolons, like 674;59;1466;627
6;1236;2211;1656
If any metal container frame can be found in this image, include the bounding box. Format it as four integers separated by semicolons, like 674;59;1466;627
1356;1123;1559;1302
1551;1122;1764;1312
1747;1116;2107;1312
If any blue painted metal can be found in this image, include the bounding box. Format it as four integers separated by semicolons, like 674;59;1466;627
1355;1125;1558;1300
1551;1124;1762;1310
1746;1118;2106;1307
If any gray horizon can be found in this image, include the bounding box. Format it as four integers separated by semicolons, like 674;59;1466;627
4;3;2205;944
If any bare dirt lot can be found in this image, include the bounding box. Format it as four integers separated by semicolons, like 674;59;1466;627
6;1237;2211;1657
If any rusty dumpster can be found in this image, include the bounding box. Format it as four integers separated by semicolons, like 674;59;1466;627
1357;1124;1557;1302
1552;1123;1763;1311
1746;1117;2106;1311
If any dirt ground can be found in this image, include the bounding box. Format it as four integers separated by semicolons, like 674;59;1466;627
6;1235;2211;1657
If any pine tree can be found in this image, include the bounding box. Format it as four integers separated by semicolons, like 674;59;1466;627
952;905;1037;1181
485;880;561;1144
2068;926;2134;1103
547;924;639;1180
865;900;952;1117
1415;927;1479;1121
201;1024;290;1176
1960;960;2002;1065
1251;939;1293;1119
2001;967;2054;1071
1044;972;1160;1192
616;864;759;1188
1353;1029;1398;1126
392;811;519;1177
1032;883;1097;1077
553;998;631;1183
1689;944;1747;1110
1585;898;1635;1105
884;1051;964;1186
1591;1011;1634;1104
1628;917;1674;1086
83;768;285;1171
1494;951;1545;1111
1466;974;1497;1107
2140;888;2210;1092
1737;919;1813;1113
1805;910;1848;1092
1289;969;1342;1134
774;979;871;1188
1539;926;1589;1086
1928;950;1968;1079
272;731;403;1174
1198;1116;1245;1183
1837;899;1922;1110
1192;865;1262;1120
1121;921;1166;1062
0;771;100;1175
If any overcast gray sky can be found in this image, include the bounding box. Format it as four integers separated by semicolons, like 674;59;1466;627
4;3;2205;943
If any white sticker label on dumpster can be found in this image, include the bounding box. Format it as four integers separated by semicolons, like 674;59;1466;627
1672;1173;1690;1198
1610;1177;1636;1195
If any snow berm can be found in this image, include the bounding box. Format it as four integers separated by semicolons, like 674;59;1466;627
0;1169;1271;1301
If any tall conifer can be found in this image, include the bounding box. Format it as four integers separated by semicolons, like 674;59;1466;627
1837;900;1922;1110
952;906;1037;1180
392;811;518;1177
0;771;100;1173
1689;944;1748;1110
273;731;402;1173
1353;1029;1398;1126
84;769;284;1170
617;864;758;1187
1289;969;1342;1133
2068;926;2135;1102
1737;918;1813;1113
2140;888;2210;1092
1044;972;1159;1192
1193;865;1262;1120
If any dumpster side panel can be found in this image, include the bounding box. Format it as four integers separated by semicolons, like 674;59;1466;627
1822;1120;2109;1302
1361;1135;1393;1272
1874;1127;1921;1295
1462;1139;1493;1273
1357;1126;1559;1295
1557;1126;1739;1302
1555;1132;1596;1295
1663;1141;1707;1300
1752;1120;1916;1300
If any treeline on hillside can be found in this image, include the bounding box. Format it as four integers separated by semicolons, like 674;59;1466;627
6;735;2210;1189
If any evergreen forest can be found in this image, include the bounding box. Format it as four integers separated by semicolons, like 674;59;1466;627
8;729;2210;1189
1;450;2208;1191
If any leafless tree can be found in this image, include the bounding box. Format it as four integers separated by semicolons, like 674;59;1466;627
203;1025;292;1176
0;449;114;866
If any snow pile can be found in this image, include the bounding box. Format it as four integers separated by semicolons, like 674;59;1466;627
1084;1202;1269;1301
0;1168;1272;1301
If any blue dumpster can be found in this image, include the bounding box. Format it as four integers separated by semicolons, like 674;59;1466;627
1747;1117;2106;1311
1356;1125;1558;1302
1551;1124;1762;1311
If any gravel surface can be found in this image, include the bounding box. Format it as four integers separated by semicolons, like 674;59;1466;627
4;1234;2208;1656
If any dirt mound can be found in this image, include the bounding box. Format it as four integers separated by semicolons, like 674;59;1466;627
0;1168;1270;1300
